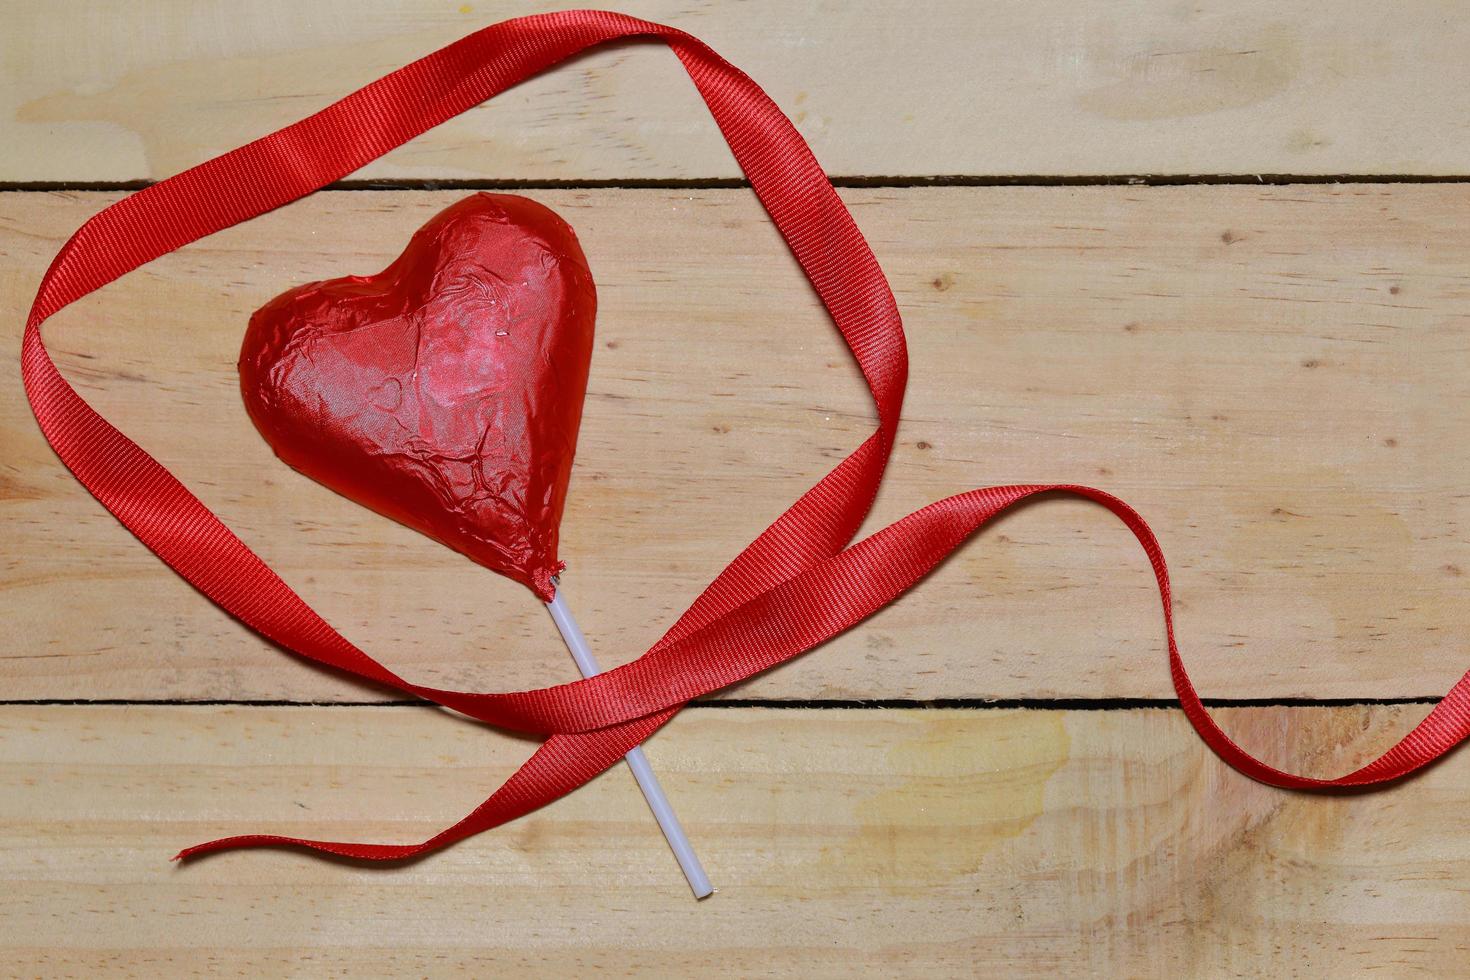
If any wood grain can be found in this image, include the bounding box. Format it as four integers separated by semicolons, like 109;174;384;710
7;186;1470;702
0;703;1463;976
6;1;1470;182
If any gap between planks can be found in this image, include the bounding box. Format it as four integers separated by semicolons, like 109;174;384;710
8;174;1470;194
0;696;1444;709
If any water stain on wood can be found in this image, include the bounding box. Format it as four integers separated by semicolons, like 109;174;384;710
1220;458;1431;671
1078;24;1301;121
818;711;1069;894
16;31;472;178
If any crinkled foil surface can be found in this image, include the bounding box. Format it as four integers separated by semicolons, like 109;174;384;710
240;193;596;600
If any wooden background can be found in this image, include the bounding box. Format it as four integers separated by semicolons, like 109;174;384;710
4;1;1470;975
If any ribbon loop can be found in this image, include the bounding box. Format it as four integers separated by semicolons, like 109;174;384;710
21;9;1470;865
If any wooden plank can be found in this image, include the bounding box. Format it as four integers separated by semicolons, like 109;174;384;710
5;1;1470;182
0;703;1464;975
6;186;1470;703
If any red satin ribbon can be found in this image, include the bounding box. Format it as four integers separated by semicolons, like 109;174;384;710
20;9;1470;864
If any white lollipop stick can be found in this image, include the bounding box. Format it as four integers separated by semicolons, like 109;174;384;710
545;582;714;899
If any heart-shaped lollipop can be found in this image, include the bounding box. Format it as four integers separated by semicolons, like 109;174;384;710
240;193;710;896
240;192;594;601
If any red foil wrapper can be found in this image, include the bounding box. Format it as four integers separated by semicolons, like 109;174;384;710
239;193;596;600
